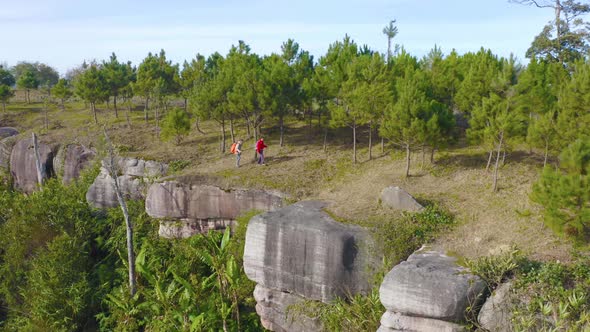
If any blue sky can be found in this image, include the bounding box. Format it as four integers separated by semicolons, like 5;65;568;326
0;0;553;75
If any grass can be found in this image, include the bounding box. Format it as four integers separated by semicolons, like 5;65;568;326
0;92;577;264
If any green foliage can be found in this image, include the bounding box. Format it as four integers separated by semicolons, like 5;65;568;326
366;205;455;264
51;78;73;106
161;108;191;144
463;247;523;290
531;138;590;241
168;159;191;173
0;68;15;86
290;288;384;332
0;84;14;110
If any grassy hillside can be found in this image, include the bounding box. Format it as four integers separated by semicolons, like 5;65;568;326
0;95;574;262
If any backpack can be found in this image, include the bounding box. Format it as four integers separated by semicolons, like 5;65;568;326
230;142;237;154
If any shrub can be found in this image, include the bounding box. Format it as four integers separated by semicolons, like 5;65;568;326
161;108;191;145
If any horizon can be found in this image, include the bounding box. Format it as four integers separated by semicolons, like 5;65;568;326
1;0;556;75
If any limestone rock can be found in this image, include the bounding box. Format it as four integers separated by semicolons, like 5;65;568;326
158;219;234;238
0;127;18;139
86;157;167;208
253;284;322;332
381;186;424;212
379;311;466;332
478;282;514;332
10;138;54;193
244;201;377;303
54;144;96;184
145;182;284;220
379;249;486;322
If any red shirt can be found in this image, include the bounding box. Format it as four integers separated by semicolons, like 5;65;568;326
256;140;267;153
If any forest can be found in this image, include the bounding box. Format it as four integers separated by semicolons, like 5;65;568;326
1;0;590;331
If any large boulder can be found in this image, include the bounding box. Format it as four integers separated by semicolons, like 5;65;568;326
378;248;486;332
244;201;378;303
146;182;284;220
9;138;55;193
54;144;96;184
381;186;424;212
0;127;18;139
253;285;321;332
86;157;167;208
478;282;514;332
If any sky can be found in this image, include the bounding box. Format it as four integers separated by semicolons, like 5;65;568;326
0;0;555;75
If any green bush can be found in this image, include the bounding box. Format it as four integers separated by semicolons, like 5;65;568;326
463;247;523;290
161;108;191;145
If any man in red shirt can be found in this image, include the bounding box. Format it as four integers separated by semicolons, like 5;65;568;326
256;138;268;165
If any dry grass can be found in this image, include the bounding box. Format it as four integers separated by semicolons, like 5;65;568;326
0;96;575;262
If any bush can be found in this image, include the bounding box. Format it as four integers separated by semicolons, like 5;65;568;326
463;247;523;290
161;108;191;145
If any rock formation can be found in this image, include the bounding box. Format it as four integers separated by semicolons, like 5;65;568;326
86;157;168;208
378;248;486;331
145;181;284;238
243;201;378;331
0;128;19;178
478;282;513;332
53;144;96;184
9;138;55;193
253;285;321;332
0;127;18;139
381;186;424;212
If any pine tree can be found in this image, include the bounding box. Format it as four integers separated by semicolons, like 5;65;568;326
74;65;109;124
17;70;39;104
51;78;73;110
0;84;14;111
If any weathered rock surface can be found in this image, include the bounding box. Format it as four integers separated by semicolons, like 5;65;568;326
0;127;18;139
380;249;485;322
478;282;513;332
377;249;486;332
9;138;54;193
54;144;96;184
381;186;424;212
0;136;17;172
244;201;377;303
158;219;233;238
378;311;465;332
86;157;167;208
146;182;283;220
253;285;321;332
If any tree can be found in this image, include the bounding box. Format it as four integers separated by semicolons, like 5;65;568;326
511;0;590;65
103;53;134;118
527;110;558;166
531;138;590;241
74;65;109;124
16;70;39;103
51;78;73;110
0;84;14;111
0;68;15;86
161;108;191;145
382;20;399;62
555;59;590;147
380;66;431;177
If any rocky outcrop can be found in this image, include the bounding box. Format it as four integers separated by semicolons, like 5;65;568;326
0;127;18;139
146;181;284;238
378;248;486;331
381;186;424;212
0;136;17;174
9;138;55;193
253;285;321;332
53;144;96;184
478;282;513;332
244;201;378;331
86;157;167;208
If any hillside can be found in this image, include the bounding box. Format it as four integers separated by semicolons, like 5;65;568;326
0;95;573;263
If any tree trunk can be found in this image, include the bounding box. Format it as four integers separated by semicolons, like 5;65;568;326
126;102;131;129
421;144;426;169
323;127;328;153
430;146;436;163
155;105;160;136
92;102;98;124
501;149;506;166
381;137;384;155
229;117;235;143
245;115;252;139
352;123;357;164
144;97;149;123
253;125;258;161
184;97;188;112
2;102;5;112
405;143;411;177
103;128;136;296
114;96;118;118
44;104;48;130
32;133;45;188
220;117;226;153
279;115;284;147
368;121;373;161
308;109;313;144
492;132;504;192
486;149;493;172
543;140;549;167
26;89;30;104
195;116;205;134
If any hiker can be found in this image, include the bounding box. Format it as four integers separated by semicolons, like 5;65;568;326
235;139;243;167
256;137;267;165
